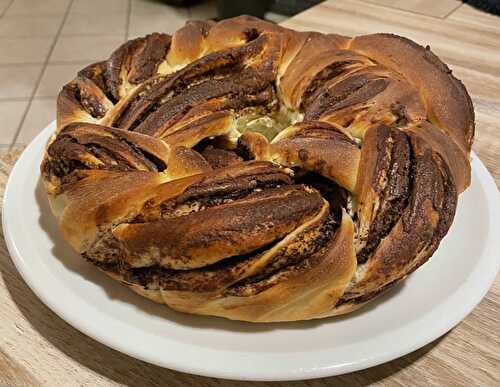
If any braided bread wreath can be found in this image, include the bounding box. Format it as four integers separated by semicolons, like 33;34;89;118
40;16;474;322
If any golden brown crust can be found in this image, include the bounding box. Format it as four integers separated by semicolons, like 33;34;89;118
41;17;474;322
405;121;470;193
113;185;326;270
350;33;475;153
106;210;356;322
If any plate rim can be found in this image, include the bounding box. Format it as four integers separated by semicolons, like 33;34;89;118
3;121;500;381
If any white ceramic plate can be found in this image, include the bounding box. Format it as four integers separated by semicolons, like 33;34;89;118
3;121;500;381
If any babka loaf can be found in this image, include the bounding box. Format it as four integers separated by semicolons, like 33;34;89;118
40;16;474;322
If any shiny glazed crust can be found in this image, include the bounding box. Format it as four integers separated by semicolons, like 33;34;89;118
40;16;474;322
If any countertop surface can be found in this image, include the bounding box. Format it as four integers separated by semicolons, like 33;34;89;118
1;1;499;385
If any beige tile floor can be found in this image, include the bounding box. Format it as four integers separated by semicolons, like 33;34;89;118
0;0;221;147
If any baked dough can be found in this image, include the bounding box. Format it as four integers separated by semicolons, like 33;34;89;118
40;16;474;322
